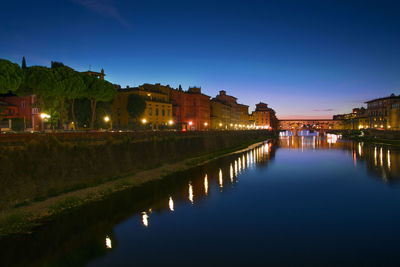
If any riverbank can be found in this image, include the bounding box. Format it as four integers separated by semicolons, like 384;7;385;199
328;129;400;146
0;132;274;237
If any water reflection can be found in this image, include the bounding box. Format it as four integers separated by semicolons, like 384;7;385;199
169;197;174;211
279;135;400;182
204;175;208;195
142;212;149;227
188;182;194;204
2;137;399;267
105;237;112;249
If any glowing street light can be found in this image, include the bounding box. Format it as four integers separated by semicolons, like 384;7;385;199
104;116;110;122
204;122;208;126
40;113;50;119
188;121;193;126
168;120;173;125
219;123;223;127
40;113;50;132
142;118;147;124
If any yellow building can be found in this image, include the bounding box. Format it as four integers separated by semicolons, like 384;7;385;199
112;84;173;129
210;99;230;129
390;103;400;130
238;104;250;126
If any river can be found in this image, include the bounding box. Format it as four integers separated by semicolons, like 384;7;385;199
1;135;400;266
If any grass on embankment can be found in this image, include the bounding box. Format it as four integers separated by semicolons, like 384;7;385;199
0;135;273;237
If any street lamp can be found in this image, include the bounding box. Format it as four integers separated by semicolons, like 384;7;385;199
204;122;208;126
142;118;147;124
104;116;112;130
40;113;50;132
188;121;193;126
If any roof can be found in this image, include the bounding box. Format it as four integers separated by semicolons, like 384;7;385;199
365;94;400;103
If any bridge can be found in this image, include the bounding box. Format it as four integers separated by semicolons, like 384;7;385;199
279;119;336;133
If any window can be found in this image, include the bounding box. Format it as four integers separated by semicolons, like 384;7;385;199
149;108;152;115
162;109;165;116
156;108;159;116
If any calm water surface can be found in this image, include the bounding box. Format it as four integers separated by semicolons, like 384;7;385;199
2;136;400;266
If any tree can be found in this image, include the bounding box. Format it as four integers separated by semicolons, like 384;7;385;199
0;59;23;94
52;65;85;128
127;94;146;123
22;57;27;69
21;66;59;117
82;74;116;129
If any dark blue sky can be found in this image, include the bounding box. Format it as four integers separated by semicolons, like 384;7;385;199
1;0;399;118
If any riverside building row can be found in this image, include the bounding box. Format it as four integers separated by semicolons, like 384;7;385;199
333;94;400;130
112;84;278;130
0;66;278;131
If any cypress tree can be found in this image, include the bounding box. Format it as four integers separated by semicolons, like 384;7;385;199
22;56;27;69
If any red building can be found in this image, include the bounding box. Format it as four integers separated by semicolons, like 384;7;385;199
0;94;41;130
170;87;210;130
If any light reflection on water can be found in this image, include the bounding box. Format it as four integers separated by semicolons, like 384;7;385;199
2;136;400;267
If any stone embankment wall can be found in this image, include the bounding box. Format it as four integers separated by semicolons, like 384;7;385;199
0;130;275;210
328;129;400;140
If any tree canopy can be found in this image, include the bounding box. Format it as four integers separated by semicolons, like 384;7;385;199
0;59;24;94
127;94;146;120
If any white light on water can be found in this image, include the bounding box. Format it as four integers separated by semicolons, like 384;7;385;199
234;160;238;176
230;164;234;182
204;175;208;195
105;237;112;249
142;212;149;227
169;196;174;211
189;183;194;204
219;169;223;188
388;150;391;169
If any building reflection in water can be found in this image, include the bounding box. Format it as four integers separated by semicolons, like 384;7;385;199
279;135;399;183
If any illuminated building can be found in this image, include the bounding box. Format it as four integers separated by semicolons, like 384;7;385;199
252;102;278;129
112;83;173;129
366;94;400;129
0;93;41;131
390;102;400;130
210;90;248;129
170;86;210;130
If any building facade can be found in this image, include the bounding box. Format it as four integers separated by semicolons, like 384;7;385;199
210;99;231;129
81;69;105;80
0;94;40;131
252;102;278;129
112;84;173;129
366;94;400;129
170;87;210;130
